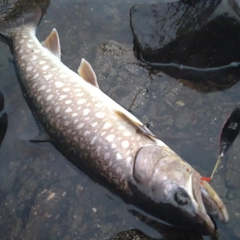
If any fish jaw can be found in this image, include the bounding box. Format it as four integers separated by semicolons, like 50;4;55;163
200;180;229;223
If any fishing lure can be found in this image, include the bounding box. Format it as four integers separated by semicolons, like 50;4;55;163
211;102;240;179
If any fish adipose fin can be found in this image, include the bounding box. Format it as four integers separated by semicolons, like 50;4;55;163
0;4;42;39
78;58;99;88
115;110;156;140
41;28;61;60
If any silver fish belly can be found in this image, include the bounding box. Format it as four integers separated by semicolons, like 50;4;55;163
0;6;228;235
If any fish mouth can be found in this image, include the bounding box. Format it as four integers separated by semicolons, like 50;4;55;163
200;180;229;223
192;172;229;235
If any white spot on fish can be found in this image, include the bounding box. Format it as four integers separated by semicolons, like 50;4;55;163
66;107;72;113
122;140;129;148
60;74;68;78
103;122;111;129
44;74;53;80
123;131;131;136
19;39;24;44
84;131;90;136
74;119;78;124
118;126;125;130
63;88;70;92
91;122;98;127
83;109;90;116
77;99;86;104
104;152;110;160
46;94;53;101
116;153;123;161
126;156;132;164
65;100;72;104
64;121;70;126
37;96;42;101
26;66;33;71
60;95;67;100
101;132;106;136
106;134;114;142
72;113;78;117
42;65;49;71
111;143;116;149
27;43;33;48
40;60;46;65
90;136;97;145
96;112;105;118
77;123;84;129
38;85;46;91
55;106;60;113
76;93;84;97
33;73;39;79
31;55;37;61
55;81;64;88
95;103;103;108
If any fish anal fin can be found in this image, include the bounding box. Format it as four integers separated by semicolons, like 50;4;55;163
78;58;99;88
115;110;156;140
42;28;61;60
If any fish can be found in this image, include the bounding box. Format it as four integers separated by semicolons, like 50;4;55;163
0;4;228;235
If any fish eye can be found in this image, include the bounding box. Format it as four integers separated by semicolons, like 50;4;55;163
174;189;189;205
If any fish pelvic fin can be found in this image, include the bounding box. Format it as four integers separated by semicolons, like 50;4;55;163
78;58;99;88
41;28;61;60
0;4;42;39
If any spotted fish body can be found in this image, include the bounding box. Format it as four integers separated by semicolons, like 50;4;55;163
0;6;228;235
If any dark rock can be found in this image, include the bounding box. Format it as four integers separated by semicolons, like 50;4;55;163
130;0;240;92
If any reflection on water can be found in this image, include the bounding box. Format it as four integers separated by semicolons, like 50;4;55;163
0;0;240;239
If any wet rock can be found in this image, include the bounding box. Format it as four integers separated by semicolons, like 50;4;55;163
130;0;240;92
95;40;151;116
225;137;240;188
110;229;154;240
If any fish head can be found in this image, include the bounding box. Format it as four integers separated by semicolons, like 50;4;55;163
132;145;228;235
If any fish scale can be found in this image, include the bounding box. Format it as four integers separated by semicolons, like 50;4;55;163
0;5;228;235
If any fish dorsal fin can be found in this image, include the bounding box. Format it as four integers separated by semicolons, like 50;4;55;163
78;58;99;88
133;146;162;183
41;28;61;60
115;110;156;140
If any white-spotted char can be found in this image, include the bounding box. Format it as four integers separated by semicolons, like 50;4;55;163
0;5;228;235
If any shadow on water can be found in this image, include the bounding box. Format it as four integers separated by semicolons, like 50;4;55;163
130;0;240;93
0;0;240;240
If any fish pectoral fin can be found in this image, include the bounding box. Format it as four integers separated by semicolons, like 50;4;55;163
115;110;156;140
41;28;61;60
78;58;99;88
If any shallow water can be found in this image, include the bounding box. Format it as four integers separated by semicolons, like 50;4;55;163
0;0;240;239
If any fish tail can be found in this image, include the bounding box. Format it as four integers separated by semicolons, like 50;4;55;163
0;4;42;39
